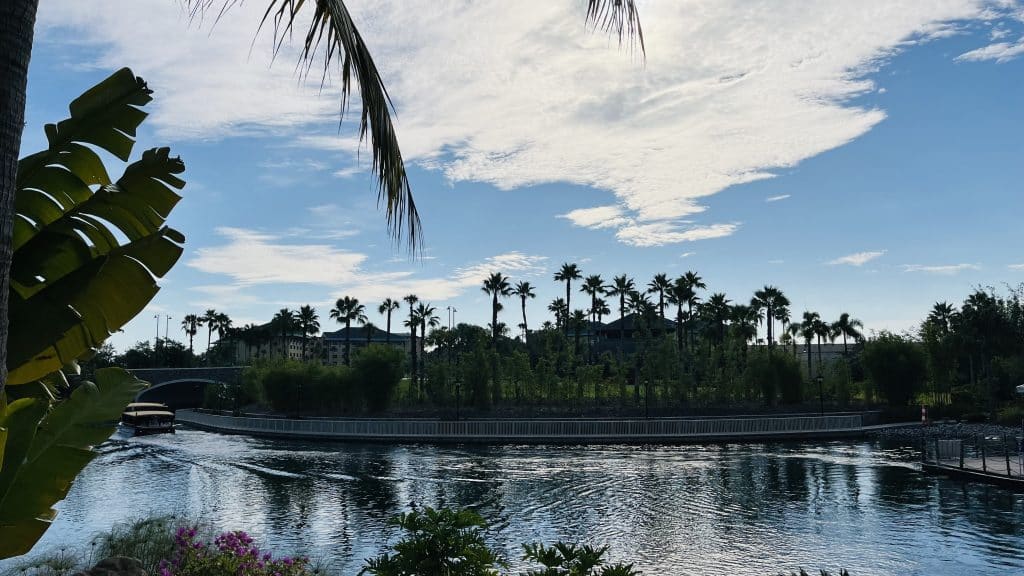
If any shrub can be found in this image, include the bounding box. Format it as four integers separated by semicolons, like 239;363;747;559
862;332;927;407
359;507;503;576
162;527;311;576
743;352;803;406
352;345;405;412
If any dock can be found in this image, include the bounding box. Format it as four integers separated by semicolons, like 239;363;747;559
921;437;1024;490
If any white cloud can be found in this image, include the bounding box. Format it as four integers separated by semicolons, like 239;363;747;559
1008;263;1024;270
765;194;791;202
559;205;630;229
827;250;886;266
187;227;546;304
615;222;738;248
188;227;368;285
902;263;981;274
956;36;1024;62
36;1;1019;245
680;252;696;258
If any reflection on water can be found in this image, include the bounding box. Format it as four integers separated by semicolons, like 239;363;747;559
13;429;1024;575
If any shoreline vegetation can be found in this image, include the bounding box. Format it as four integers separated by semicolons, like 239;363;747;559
2;512;851;576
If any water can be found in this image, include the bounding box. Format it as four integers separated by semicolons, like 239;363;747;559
15;428;1024;575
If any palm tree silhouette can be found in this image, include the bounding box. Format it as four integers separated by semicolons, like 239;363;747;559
481;272;511;343
607;275;635;342
570;309;588;357
832;312;863;356
753;285;789;353
404;294;419;390
647;273;671;321
330;296;367;366
548;298;568;331
554;263;582;335
703;293;732;344
271;308;296;359
512;281;536;343
378;297;401;344
201;309;218;353
413;302;440;392
297;305;319;362
581;274;606;325
800;311;821;377
180;314;201;355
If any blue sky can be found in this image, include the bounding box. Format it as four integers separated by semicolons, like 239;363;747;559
23;1;1024;351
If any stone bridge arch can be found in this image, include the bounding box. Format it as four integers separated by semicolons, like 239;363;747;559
128;367;246;410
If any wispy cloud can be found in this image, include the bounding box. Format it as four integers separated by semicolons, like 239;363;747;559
35;0;1011;246
559;205;630;230
615;222;739;248
902;263;981;274
1008;263;1024;270
765;194;791;203
680;252;696;258
956;37;1024;63
828;250;886;266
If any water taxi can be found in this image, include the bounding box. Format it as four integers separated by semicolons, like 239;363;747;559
121;402;175;435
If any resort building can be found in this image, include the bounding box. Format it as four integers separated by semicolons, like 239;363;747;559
320;326;412;366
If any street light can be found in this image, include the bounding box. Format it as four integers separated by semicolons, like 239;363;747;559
816;374;824;416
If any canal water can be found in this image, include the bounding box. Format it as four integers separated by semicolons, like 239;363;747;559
15;428;1024;574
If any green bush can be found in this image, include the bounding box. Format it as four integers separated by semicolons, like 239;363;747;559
353;345;405;412
743;352;803;406
862;332;927;407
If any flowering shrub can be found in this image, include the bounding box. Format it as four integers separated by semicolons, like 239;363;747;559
159;527;312;576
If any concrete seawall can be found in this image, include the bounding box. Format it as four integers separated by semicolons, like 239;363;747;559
176;410;876;443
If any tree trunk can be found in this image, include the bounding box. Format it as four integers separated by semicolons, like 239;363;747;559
564;281;571;336
520;298;528;343
345;319;352;366
385;311;391;344
491;294;498;343
806;340;813;377
816;335;823;375
0;0;39;397
842;332;848;356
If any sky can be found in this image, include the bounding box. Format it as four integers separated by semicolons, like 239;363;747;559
22;0;1024;352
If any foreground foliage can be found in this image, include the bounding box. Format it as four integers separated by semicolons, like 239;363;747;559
0;68;184;557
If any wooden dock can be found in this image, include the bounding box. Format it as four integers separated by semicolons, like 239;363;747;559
921;437;1024;491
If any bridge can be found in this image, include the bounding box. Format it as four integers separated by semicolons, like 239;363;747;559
128;366;246;410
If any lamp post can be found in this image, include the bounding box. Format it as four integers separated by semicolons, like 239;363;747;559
153;314;161;367
816;374;824;416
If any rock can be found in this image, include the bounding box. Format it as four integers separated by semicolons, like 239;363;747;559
72;557;147;576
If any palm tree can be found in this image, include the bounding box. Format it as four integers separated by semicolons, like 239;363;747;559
647;273;671;321
213;312;233;341
703;293;732;344
832;312;864;356
0;0;644;399
404;294;419;387
297;305;320;361
413;302;440;391
813;316;830;374
201;309;218;353
570;309;588;357
180;314;202;355
787;322;802;358
607;275;635;342
512;281;536;342
330;296;367;366
928;301;956;334
752;286;789;352
679;271;706;349
481;272;511;343
799;314;817;376
667;279;694;353
548;298;568;330
363;321;376;345
776;305;791;347
731;305;758;348
271;308;296;359
378;298;401;344
554;263;582;335
591;298;611;324
581;274;606;325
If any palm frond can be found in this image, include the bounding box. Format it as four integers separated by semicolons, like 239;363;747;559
586;0;645;57
186;0;420;252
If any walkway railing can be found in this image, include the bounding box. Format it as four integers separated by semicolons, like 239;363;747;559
923;436;1024;478
176;410;865;442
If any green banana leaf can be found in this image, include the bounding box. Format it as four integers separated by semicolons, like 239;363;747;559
0;368;146;558
7;68;185;385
